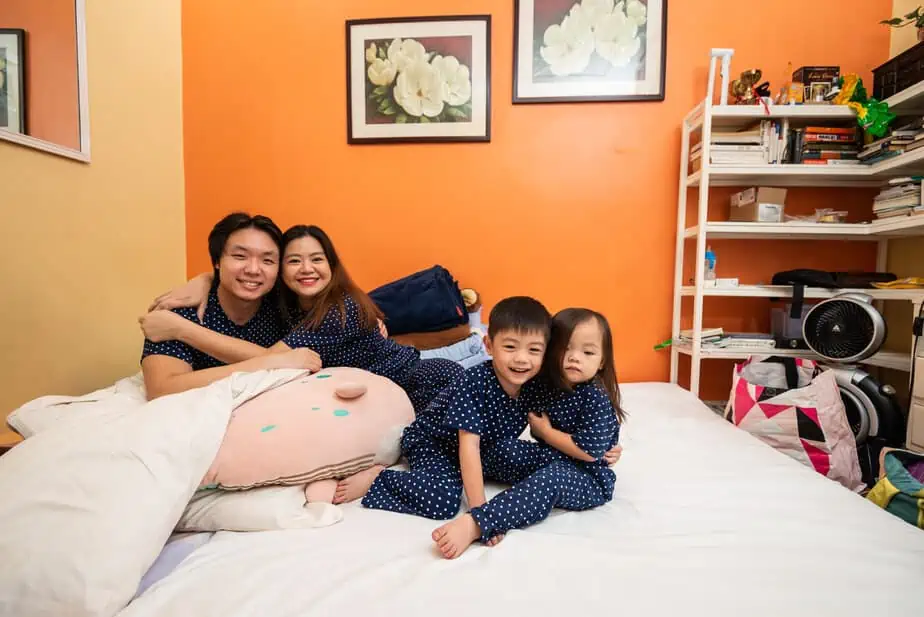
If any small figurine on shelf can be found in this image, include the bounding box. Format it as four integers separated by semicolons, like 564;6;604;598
832;73;896;138
729;69;771;105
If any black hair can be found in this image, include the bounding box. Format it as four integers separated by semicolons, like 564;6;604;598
207;212;283;270
279;225;383;331
543;308;625;423
487;296;551;341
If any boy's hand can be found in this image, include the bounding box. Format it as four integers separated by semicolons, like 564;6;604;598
527;411;552;440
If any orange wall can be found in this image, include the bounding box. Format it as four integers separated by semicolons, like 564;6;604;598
0;0;79;149
182;0;892;397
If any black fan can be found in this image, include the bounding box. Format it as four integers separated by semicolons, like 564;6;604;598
802;293;906;486
802;293;886;363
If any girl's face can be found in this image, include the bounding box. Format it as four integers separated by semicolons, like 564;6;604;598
282;236;332;303
562;318;604;386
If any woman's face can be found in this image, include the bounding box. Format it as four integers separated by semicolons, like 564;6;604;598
282;235;332;303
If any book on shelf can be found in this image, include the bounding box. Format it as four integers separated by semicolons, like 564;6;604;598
873;178;922;219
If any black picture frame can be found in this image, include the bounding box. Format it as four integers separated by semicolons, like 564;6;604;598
513;0;667;104
346;15;491;144
0;28;27;133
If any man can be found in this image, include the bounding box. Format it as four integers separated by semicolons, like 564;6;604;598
139;212;319;400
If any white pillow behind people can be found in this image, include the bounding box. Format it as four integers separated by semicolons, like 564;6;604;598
177;485;343;532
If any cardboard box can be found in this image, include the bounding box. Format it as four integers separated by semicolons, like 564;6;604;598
729;187;786;222
792;65;840;103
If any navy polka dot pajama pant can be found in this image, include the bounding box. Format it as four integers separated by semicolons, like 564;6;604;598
473;438;615;543
361;432;463;520
400;358;465;414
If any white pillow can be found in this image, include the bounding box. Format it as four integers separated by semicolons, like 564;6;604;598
0;369;305;617
177;486;343;532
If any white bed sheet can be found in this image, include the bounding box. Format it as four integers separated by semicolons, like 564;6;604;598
120;382;924;617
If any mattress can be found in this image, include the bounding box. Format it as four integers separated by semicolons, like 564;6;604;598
120;382;924;617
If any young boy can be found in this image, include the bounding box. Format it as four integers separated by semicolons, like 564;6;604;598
343;296;552;529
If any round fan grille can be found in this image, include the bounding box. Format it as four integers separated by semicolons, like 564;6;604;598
802;295;885;363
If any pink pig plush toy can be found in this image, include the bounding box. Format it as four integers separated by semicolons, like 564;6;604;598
200;367;415;502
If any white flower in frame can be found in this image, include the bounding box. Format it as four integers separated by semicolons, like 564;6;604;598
580;0;616;27
367;58;397;86
394;60;445;118
431;55;472;106
365;43;378;64
594;10;641;68
625;0;648;27
387;38;428;73
540;4;595;77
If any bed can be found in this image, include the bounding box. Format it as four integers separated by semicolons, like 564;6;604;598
3;380;924;617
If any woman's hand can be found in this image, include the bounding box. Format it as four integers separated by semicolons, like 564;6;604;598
603;444;623;466
527;411;552;441
148;273;213;322
138;310;189;343
377;319;388;338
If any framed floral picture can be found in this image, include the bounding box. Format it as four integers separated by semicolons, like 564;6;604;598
513;0;667;103
0;29;27;134
346;15;491;144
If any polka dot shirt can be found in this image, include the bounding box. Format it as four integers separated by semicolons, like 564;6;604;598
411;360;543;448
141;284;286;370
282;294;419;383
540;380;620;461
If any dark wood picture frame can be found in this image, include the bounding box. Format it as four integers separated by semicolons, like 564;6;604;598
0;28;27;134
513;0;667;104
346;15;491;144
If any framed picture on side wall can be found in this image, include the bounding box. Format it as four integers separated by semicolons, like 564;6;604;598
346;15;491;144
513;0;667;103
0;29;27;134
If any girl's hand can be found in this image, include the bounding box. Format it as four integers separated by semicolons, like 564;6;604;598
527;411;552;440
148;273;213;322
603;444;623;466
138;310;188;343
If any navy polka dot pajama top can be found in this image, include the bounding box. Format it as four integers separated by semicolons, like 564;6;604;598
361;360;543;520
282;294;463;413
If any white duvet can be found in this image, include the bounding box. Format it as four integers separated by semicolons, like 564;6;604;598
3;379;924;617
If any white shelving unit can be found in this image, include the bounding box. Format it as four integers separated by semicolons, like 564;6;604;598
671;50;924;397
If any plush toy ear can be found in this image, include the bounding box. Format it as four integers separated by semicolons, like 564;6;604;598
334;383;367;400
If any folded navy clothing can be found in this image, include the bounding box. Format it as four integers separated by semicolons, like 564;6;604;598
370;265;468;336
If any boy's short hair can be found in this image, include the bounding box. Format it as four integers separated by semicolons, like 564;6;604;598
487;296;551;341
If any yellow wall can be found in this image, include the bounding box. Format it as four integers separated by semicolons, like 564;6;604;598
889;0;922;57
0;0;186;416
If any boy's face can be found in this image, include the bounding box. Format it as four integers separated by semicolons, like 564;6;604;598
485;329;547;394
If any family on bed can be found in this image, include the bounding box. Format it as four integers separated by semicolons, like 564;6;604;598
140;212;624;559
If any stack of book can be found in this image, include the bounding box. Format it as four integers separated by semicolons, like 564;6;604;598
859;118;924;164
677;328;778;351
788;126;860;165
873;177;923;219
690;121;786;169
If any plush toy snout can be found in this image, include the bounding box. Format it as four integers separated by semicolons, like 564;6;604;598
334;382;367;400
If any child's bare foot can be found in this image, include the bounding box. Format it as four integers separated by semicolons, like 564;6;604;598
431;514;481;559
332;465;385;504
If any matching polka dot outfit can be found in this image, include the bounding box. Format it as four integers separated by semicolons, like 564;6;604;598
469;380;620;543
361;361;544;519
282;294;462;412
141;284;286;369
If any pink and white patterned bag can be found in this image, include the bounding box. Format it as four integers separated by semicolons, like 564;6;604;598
725;356;864;492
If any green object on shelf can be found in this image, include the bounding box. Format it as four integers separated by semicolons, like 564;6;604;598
654;338;672;351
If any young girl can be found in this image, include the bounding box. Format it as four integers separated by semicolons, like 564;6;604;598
142;225;464;417
432;307;625;559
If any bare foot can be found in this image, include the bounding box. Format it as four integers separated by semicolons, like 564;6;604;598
431;514;481;559
332;465;385;504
